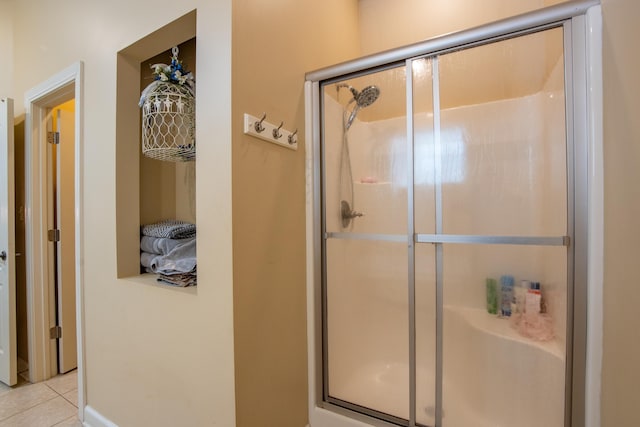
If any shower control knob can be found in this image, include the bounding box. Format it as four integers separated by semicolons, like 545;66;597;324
0;251;6;261
340;200;365;228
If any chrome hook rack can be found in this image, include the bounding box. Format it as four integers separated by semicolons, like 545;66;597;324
243;113;298;150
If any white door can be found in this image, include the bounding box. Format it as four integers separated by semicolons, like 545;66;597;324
0;98;17;386
54;108;76;374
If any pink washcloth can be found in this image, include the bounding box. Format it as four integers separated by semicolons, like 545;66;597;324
510;312;555;341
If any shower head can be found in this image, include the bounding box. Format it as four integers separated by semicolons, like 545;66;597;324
353;85;380;108
337;84;380;130
337;84;380;108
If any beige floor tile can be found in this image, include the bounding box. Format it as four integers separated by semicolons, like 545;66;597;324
61;390;78;407
0;396;76;427
0;374;31;395
0;383;57;421
0;382;11;397
0;373;29;396
45;371;78;395
52;415;83;427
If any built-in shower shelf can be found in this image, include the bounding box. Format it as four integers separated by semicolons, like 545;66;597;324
243;113;298;150
450;306;564;360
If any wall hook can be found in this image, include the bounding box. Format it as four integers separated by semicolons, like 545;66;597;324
254;113;267;133
273;121;284;139
288;129;298;145
243;113;297;150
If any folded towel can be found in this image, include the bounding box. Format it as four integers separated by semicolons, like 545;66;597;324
141;220;196;239
157;272;197;287
147;238;196;275
140;251;157;269
140;236;195;255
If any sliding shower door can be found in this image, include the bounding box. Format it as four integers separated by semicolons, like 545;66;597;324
432;29;569;427
320;24;573;427
322;65;417;422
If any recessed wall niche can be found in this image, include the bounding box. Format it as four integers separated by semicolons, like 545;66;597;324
116;10;197;286
139;39;196;227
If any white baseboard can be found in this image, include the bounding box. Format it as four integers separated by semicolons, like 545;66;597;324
83;405;118;427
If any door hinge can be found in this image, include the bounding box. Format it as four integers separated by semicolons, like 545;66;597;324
47;131;60;145
48;229;60;242
49;325;62;339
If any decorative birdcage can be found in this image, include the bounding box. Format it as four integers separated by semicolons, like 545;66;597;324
140;47;195;162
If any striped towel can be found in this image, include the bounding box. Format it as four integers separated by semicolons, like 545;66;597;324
141;220;196;239
157;272;197;287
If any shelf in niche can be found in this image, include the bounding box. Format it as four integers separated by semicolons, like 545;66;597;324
447;305;563;360
122;273;197;294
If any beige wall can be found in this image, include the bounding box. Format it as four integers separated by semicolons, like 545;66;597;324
601;0;640;425
358;0;550;56
0;1;13;99
231;1;359;426
7;1;235;426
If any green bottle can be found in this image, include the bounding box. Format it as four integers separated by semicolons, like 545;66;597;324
486;278;498;314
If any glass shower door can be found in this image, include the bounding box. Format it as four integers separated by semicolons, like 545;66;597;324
413;27;569;427
322;65;414;422
321;24;572;427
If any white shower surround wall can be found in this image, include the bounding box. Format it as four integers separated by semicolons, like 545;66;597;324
324;56;567;336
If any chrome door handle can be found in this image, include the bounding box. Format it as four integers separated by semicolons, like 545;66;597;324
0;251;6;261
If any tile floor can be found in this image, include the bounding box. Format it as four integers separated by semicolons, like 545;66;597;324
0;369;81;427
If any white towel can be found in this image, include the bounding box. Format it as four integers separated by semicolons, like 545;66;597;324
148;238;196;275
140;236;194;255
140;251;157;269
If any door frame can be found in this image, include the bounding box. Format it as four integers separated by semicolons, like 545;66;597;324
24;62;85;421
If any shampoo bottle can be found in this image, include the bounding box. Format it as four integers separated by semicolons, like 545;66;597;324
500;275;514;317
525;281;542;319
486;278;498;315
515;280;530;314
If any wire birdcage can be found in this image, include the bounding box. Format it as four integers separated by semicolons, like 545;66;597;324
141;82;195;162
140;46;195;162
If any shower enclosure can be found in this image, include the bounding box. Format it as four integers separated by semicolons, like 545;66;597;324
305;2;601;427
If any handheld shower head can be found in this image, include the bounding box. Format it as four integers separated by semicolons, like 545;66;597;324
354;85;380;108
335;83;380;227
337;83;380;130
337;84;380;108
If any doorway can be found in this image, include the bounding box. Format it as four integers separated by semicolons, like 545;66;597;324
22;62;85;419
47;101;77;376
8;100;77;381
